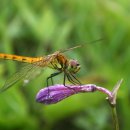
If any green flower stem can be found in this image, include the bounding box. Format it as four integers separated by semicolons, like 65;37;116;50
111;106;119;130
107;79;123;130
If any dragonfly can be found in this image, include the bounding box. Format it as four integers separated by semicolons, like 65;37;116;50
0;46;81;93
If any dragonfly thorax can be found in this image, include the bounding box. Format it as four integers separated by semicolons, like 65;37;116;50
68;59;80;74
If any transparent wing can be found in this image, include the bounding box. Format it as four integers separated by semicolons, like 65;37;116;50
0;61;43;93
0;52;61;93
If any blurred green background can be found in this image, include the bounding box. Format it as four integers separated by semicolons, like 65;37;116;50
0;0;130;130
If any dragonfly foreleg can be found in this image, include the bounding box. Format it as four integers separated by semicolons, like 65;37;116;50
66;74;77;85
64;73;78;94
70;73;82;85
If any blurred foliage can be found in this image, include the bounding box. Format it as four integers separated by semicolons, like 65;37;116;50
0;0;130;130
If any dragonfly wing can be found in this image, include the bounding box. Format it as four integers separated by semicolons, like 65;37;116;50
0;54;58;93
0;62;42;93
23;63;42;84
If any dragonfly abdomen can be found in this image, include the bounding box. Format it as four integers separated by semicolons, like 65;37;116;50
0;53;43;63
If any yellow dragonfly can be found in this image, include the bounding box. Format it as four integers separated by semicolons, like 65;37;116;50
0;46;81;93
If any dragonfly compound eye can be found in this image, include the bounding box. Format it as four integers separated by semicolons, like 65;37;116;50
68;59;81;74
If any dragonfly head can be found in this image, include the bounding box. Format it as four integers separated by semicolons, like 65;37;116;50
68;59;80;74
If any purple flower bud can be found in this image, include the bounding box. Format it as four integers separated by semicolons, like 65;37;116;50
36;80;122;106
36;84;97;104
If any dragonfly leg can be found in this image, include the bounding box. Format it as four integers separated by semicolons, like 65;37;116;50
64;73;82;93
63;72;77;85
46;71;62;99
70;73;82;85
66;74;77;85
46;71;62;86
66;73;81;85
63;73;66;86
64;73;78;93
